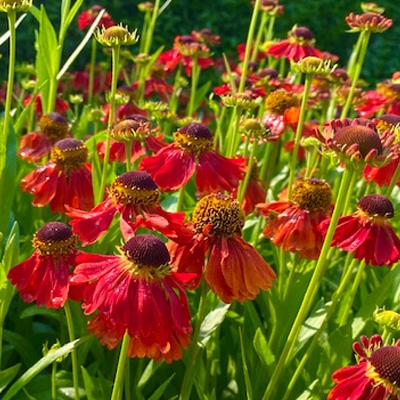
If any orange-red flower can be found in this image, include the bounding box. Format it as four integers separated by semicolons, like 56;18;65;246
140;123;247;193
169;193;276;303
21;138;94;213
23;94;70;117
267;26;322;62
71;234;192;362
258;179;332;259
8;222;87;309
328;335;400;400
18;113;70;162
319;194;400;266
67;170;191;245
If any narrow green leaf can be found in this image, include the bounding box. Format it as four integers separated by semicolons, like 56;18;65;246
239;329;253;400
3;330;39;366
28;5;40;21
39;5;58;77
199;302;230;346
2;338;84;400
19;306;60;321
57;9;106;80
253;328;275;367
64;0;85;32
0;364;21;393
137;360;161;389
158;0;173;16
148;374;175;400
60;0;72;36
0;14;26;47
0;222;19;324
193;81;211;114
22;389;38;400
81;366;103;400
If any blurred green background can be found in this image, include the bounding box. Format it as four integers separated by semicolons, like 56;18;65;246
0;0;399;83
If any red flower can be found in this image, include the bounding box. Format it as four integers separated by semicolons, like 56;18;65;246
23;94;70;116
259;179;332;259
8;222;87;308
21;138;94;213
328;335;400;400
101;102;146;124
140;123;247;192
18;113;70;162
319;194;400;266
267;26;322;61
73;68;112;96
71;234;192;363
158;35;214;76
67;170;192;245
363;157;400;187
169;193;276;302
77;5;114;30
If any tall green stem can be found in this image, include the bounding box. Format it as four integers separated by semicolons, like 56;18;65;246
386;159;400;198
340;31;371;119
347;32;364;79
110;332;131;400
187;57;200;117
143;0;161;54
262;167;355;400
97;45;121;204
238;138;258;203
64;301;80;400
251;12;267;62
2;10;16;141
239;0;261;92
287;74;313;199
282;257;358;400
179;283;209;400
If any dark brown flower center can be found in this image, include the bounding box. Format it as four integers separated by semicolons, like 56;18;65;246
33;222;76;257
174;123;213;155
357;194;394;218
292;179;332;212
377;114;400;127
50;138;88;173
333;125;383;158
39;113;69;140
291;27;313;41
258;67;278;79
109;171;159;206
122;234;172;279
265;91;299;115
192;193;245;237
370;346;400;387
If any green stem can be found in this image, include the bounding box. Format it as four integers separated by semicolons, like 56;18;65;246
265;14;276;41
239;0;261;92
143;0;161;54
386;159;400;198
139;11;150;55
340;31;371;119
176;185;186;212
226;106;242;158
214;106;227;150
347;32;364;79
282;257;358;400
179;282;209;400
187;57;200;117
88;38;97;105
238;138;258;203
287;74;313;199
2;10;16;141
110;332;131;400
262;167;355;400
339;260;366;326
64;301;80;400
52;362;57;400
125;142;132;172
97;45;121;204
251;12;268;62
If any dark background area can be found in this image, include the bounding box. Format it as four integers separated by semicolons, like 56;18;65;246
0;0;399;83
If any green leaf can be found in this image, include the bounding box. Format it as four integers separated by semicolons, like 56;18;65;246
22;388;38;400
39;5;58;78
0;14;27;47
148;374;175;400
63;0;85;34
19;307;60;321
81;366;104;400
0;222;19;324
199;302;230;346
193;81;211;114
57;9;106;80
0;122;17;237
3;330;39;366
253;328;275;368
0;364;21;393
2;338;84;400
137;361;162;389
239;329;253;400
